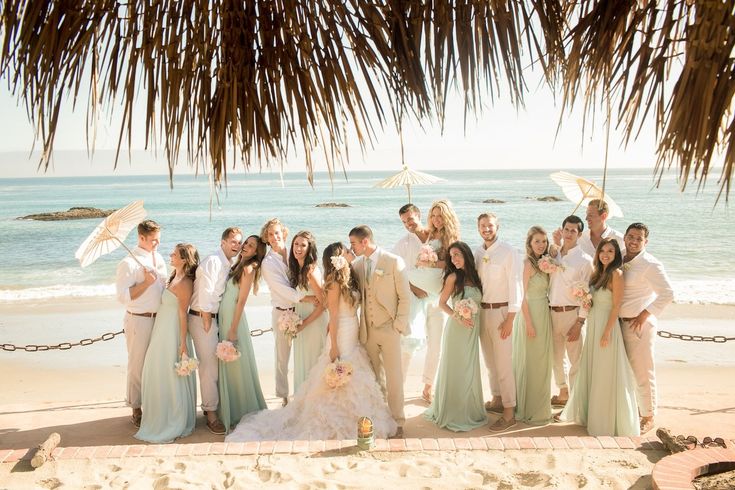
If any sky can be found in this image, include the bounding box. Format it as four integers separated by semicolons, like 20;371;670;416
0;73;661;179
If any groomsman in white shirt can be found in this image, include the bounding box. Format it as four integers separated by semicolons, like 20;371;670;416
259;218;311;407
189;226;243;434
115;220;167;428
619;222;673;434
391;204;445;403
549;215;593;406
578;199;625;256
473;213;523;432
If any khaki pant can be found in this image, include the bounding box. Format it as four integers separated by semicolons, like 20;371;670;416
272;308;294;398
550;309;585;391
123;313;154;408
365;323;405;426
479;307;516;407
621;318;657;417
188;315;220;411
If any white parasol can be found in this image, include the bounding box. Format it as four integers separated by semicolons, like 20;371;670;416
374;165;445;203
75;200;148;267
549;171;623;218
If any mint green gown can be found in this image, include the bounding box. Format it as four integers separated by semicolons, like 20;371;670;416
424;286;487;432
217;280;267;433
135;289;196;443
293;284;327;391
512;271;553;425
560;287;640;436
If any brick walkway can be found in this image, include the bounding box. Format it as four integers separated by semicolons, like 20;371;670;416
0;435;690;463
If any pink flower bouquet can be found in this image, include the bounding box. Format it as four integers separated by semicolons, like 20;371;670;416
417;244;438;266
571;281;593;310
538;254;564;274
215;340;241;362
324;359;354;388
174;352;199;376
278;310;302;339
453;298;479;325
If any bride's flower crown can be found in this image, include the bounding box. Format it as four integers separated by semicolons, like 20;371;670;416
330;255;349;272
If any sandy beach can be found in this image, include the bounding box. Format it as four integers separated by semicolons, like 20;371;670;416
1;297;734;487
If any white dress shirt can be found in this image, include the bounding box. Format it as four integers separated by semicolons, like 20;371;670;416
548;245;593;313
392;233;423;271
473;240;523;312
190;247;233;314
578;226;625;257
261;249;304;308
115;246;167;313
620;251;674;322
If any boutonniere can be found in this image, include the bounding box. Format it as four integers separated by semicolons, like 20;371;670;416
482;256;490;264
374;269;384;277
622;263;631;272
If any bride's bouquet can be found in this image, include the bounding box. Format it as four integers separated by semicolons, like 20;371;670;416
408;244;443;296
278;310;302;339
174;352;199;376
324;359;354;388
215;340;241;362
453;297;479;326
538;254;564;274
416;244;438;266
571;281;593;310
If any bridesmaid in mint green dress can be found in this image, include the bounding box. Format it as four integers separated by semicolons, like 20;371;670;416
218;235;268;433
561;238;639;436
135;243;199;443
425;241;487;431
288;231;327;391
512;226;553;425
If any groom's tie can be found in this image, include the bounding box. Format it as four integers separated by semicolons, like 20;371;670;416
364;257;371;284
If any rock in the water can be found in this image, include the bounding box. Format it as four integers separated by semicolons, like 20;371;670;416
18;207;115;221
315;202;351;208
525;196;564;202
482;198;506;204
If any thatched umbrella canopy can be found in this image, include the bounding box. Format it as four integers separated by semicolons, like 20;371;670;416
0;1;733;199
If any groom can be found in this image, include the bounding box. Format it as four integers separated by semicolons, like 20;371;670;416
350;225;410;438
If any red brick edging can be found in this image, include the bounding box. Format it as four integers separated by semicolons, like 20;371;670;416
0;435;690;464
652;447;735;490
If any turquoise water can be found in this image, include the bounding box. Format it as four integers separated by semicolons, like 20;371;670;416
0;169;732;303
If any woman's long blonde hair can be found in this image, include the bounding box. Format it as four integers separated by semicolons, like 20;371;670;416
525;226;549;274
427;199;460;254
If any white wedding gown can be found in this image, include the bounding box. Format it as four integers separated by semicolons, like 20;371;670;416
225;295;397;441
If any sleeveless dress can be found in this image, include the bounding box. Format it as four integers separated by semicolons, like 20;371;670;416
217;279;268;433
560;287;640;436
293;282;328;391
512;271;553;425
404;238;443;351
135;289;196;443
225;294;397;441
424;286;487;431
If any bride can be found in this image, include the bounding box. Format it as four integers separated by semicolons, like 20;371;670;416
226;242;398;441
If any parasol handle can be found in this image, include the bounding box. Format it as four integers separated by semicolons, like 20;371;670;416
112;236;147;270
571;183;597;215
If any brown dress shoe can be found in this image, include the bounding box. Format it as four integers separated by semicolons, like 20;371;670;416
204;411;226;435
131;408;142;428
389;427;404;439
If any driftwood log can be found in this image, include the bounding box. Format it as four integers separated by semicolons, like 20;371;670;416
30;432;60;468
656;428;690;454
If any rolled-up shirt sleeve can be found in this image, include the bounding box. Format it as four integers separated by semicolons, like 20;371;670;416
261;258;303;305
115;260;135;305
644;261;674;317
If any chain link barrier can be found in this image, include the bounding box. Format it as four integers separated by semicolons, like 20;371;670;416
1;326;276;353
2;327;729;353
657;330;734;343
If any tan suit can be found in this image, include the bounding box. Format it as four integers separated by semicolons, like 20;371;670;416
354;248;410;426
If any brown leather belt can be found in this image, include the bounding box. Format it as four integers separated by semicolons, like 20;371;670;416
275;306;295;312
189;309;218;320
127;311;157;318
620;317;637;322
481;302;509;310
550;305;578;312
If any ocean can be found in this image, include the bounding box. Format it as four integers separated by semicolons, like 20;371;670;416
0;168;733;305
